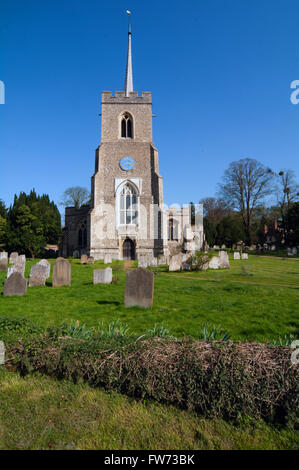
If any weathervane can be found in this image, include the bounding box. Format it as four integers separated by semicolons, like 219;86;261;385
126;9;132;31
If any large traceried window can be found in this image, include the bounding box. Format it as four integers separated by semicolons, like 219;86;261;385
121;113;133;138
119;183;138;225
78;221;87;247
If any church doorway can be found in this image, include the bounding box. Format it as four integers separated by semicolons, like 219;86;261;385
123;238;135;260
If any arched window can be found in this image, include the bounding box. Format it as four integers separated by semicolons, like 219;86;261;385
169;218;178;241
119;183;138;225
121;113;133;138
78;221;87;247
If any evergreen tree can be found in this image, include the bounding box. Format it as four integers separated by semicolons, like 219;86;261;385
6;190;62;256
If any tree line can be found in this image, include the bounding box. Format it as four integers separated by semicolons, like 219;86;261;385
192;158;299;249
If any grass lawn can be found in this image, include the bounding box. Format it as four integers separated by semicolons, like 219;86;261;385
0;255;298;342
0;255;298;450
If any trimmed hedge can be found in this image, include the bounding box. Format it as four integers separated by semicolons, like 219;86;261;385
5;334;298;428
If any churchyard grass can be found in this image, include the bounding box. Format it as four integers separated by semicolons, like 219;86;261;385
0;255;298;450
0;367;298;450
0;256;298;343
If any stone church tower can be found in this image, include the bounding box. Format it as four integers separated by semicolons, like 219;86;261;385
89;25;165;260
62;24;204;260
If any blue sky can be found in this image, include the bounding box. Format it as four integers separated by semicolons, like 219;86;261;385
0;0;298;216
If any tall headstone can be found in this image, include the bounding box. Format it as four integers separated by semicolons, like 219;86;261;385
3;272;27;296
219;251;230;268
29;259;51;287
93;267;112;284
52;258;71;287
81;254;88;264
0;252;8;271
9;252;18;264
124;267;154;308
233;252;240;260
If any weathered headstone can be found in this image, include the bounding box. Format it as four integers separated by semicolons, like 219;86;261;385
148;257;158;267
9;252;18;264
241;253;248;260
209;256;219;269
81;254;88;264
29;259;50;287
233;252;240;260
138;256;148;268
219;251;230;268
0;341;5;365
7;262;25;278
3;272;27;296
124;267;154;308
169;254;182;272
87;257;94;264
18;254;26;264
93;267;112;284
292;247;297;255
0;252;8;271
52;259;71;287
104;254;112;264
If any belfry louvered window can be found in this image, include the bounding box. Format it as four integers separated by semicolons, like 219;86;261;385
121;113;133;138
119;183;137;225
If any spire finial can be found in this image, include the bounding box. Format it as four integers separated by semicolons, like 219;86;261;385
124;10;133;97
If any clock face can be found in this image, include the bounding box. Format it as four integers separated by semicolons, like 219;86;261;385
119;156;135;171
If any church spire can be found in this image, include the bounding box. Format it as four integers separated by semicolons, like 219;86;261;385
124;16;133;97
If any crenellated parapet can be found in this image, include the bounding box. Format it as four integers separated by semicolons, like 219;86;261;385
102;91;152;104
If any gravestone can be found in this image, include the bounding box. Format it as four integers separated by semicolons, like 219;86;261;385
241;253;248;260
233;252;240;260
209;256;219;269
169;254;182;272
148;257;158;267
93;267;112;284
18;254;26;264
9;252;18;264
0;252;8;271
219;251;230;268
124;268;154;308
138;256;148;268
87;257;94;264
0;341;5;365
104;254;112;264
81;254;88;264
29;259;50;287
3;272;27;296
7;262;25;278
52;259;71;287
292;247;297;255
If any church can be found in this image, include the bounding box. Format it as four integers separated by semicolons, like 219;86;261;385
62;24;204;261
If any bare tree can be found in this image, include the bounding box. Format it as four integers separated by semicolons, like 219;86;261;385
61;186;90;209
218;158;274;244
276;170;299;240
